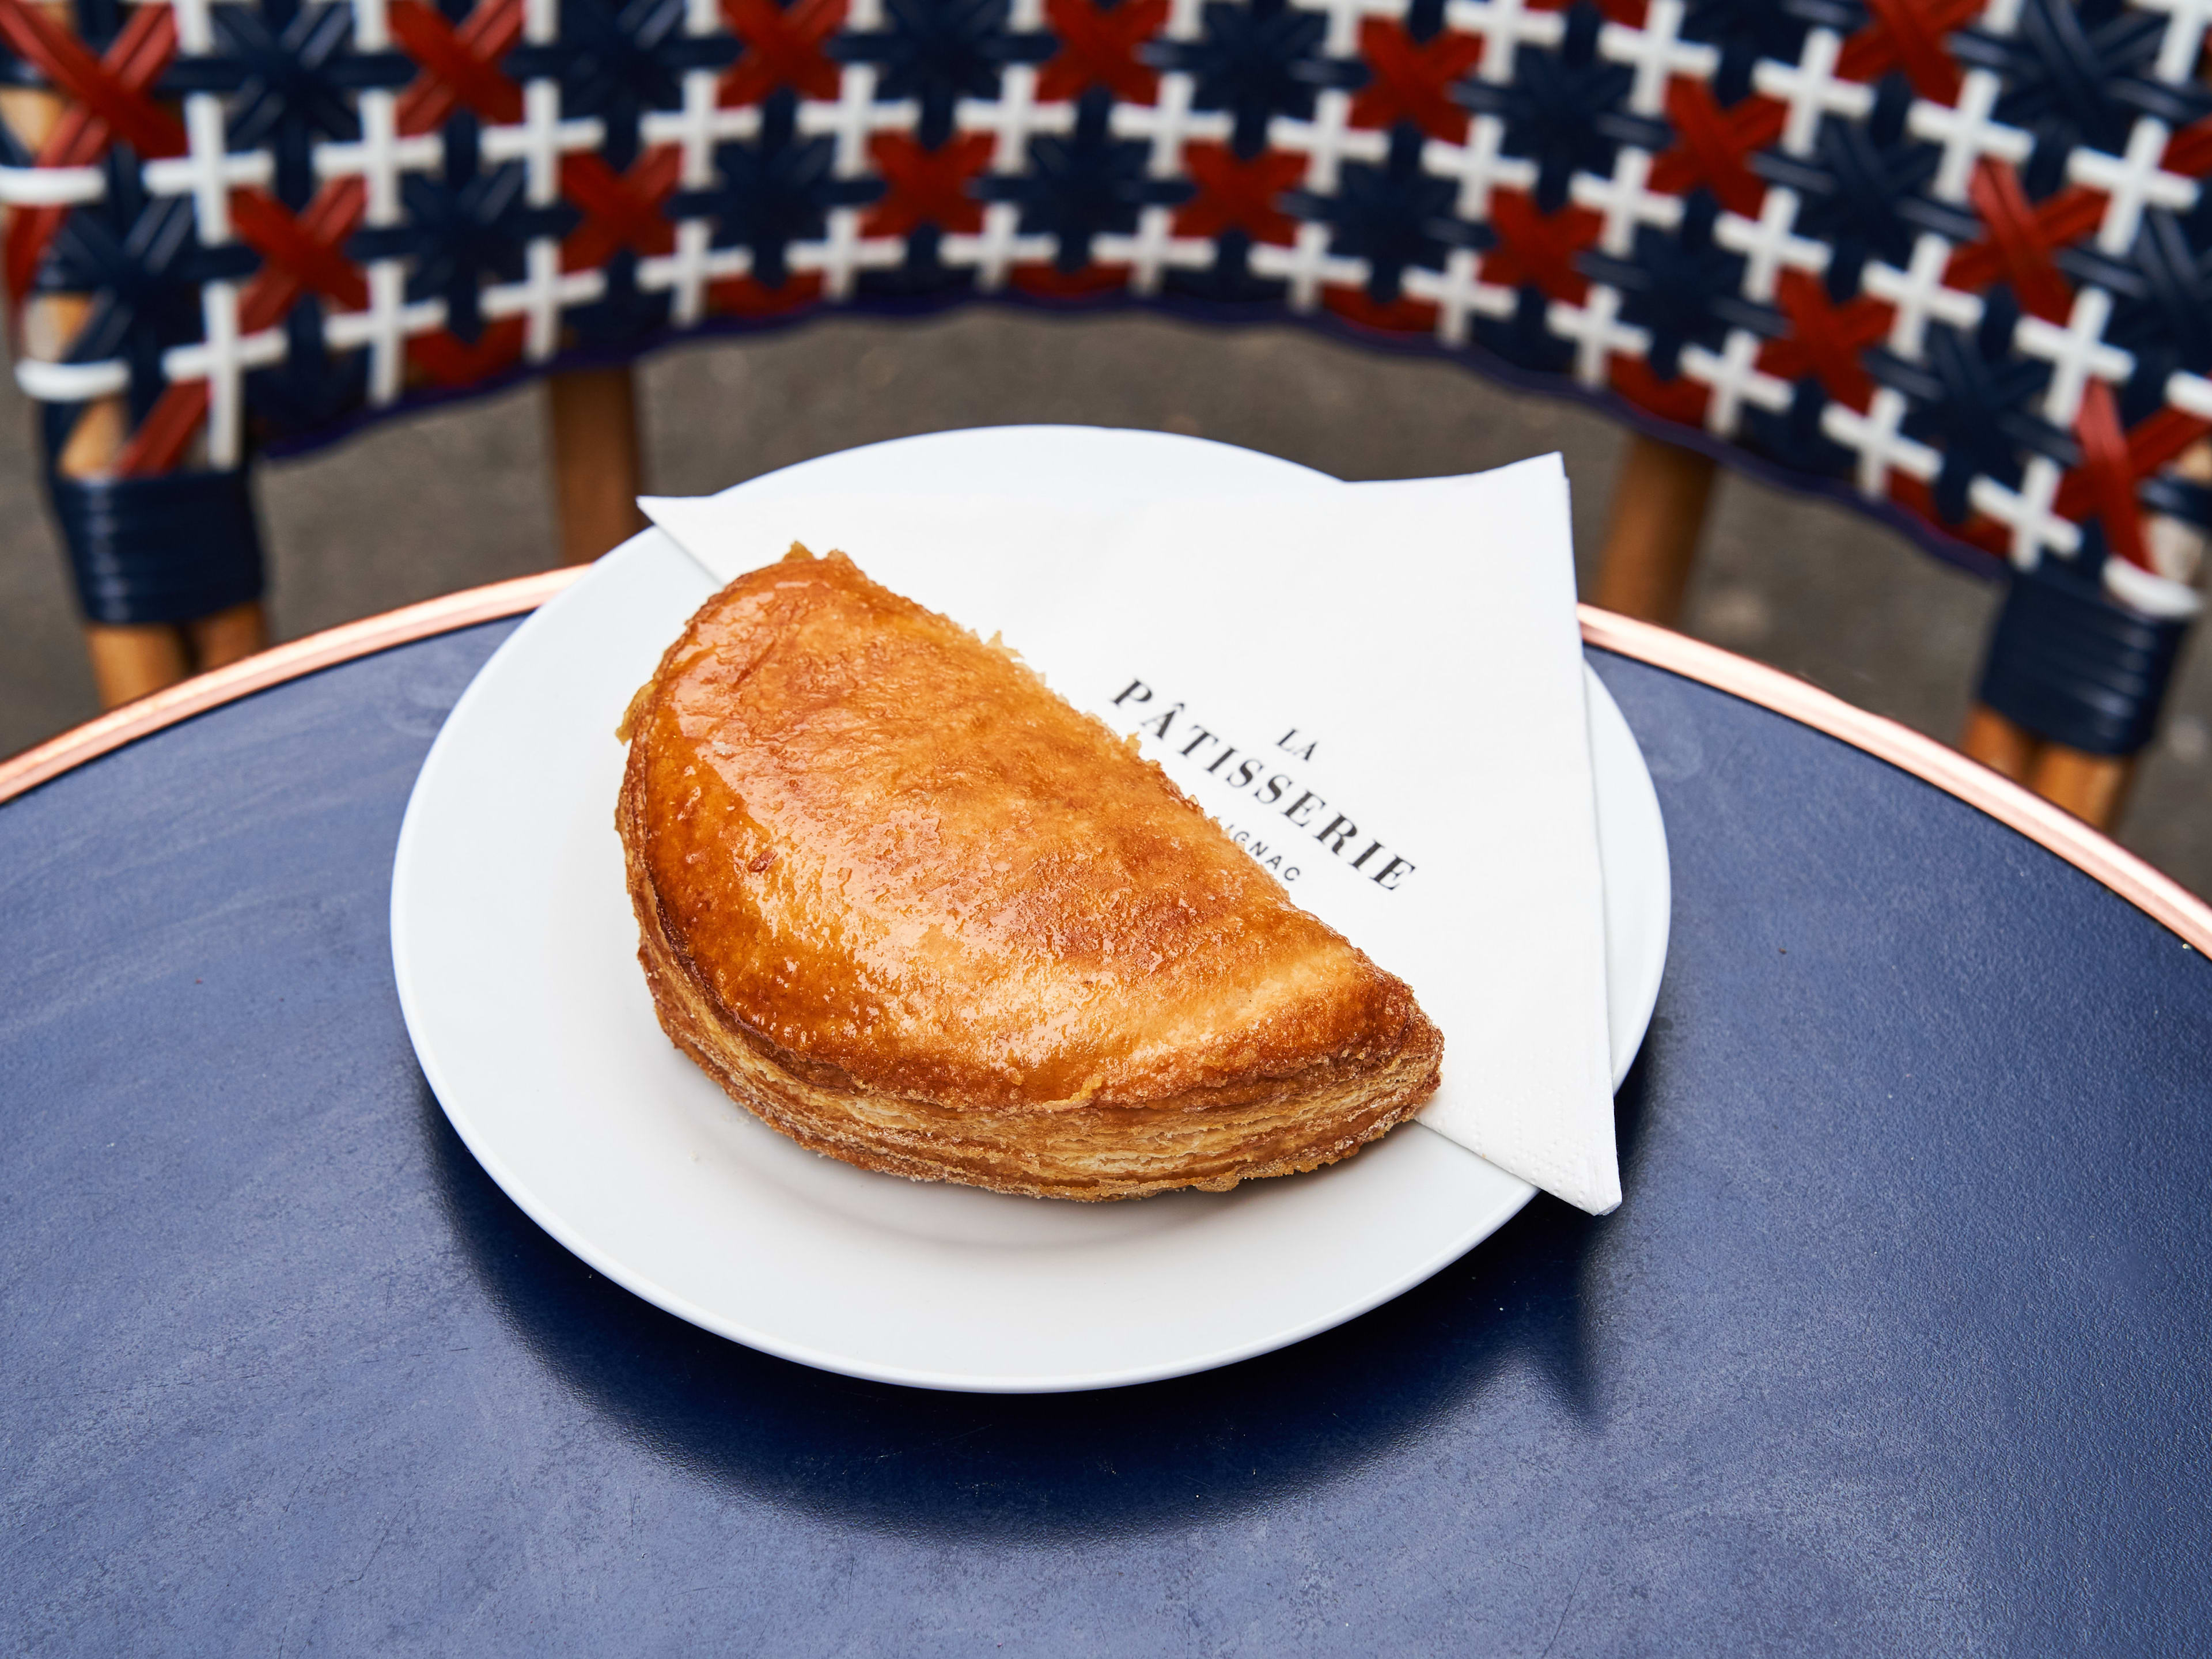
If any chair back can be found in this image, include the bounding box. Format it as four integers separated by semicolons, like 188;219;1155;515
5;0;2208;764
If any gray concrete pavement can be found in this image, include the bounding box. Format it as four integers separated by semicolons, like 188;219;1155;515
4;308;2206;893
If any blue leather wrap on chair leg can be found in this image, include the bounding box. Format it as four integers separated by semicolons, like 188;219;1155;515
48;468;266;627
1975;558;2191;757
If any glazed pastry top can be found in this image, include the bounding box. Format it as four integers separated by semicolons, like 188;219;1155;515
623;548;1428;1111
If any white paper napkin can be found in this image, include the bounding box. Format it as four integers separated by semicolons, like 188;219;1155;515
638;454;1621;1214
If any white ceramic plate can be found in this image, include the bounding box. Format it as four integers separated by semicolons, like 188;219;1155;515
392;427;1670;1393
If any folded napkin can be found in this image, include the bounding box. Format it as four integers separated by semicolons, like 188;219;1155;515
639;454;1620;1214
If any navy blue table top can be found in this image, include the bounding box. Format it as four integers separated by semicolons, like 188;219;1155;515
3;618;2208;1655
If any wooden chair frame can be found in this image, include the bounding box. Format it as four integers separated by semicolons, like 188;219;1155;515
1592;433;2147;828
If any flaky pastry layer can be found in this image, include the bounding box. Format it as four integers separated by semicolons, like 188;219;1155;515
616;547;1442;1200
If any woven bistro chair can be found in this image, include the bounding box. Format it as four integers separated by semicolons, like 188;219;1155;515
4;0;2207;831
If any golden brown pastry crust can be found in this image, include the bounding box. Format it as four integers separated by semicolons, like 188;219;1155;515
616;547;1442;1199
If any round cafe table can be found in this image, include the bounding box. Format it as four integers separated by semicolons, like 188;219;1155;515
3;574;2209;1654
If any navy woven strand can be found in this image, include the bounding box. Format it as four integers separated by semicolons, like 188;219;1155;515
49;470;266;628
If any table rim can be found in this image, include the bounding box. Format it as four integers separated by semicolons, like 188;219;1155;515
1;570;2205;954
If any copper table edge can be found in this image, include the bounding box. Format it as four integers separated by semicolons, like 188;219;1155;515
1577;607;2212;955
0;567;585;806
1;573;2205;954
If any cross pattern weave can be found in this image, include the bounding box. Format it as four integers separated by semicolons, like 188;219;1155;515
6;0;2212;622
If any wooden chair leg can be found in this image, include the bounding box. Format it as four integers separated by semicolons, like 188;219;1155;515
1593;433;1719;627
2028;745;2135;830
12;86;268;710
85;623;193;709
185;600;270;671
1959;703;2043;783
24;287;199;710
82;604;267;709
1963;706;2135;830
546;365;647;566
63;384;206;710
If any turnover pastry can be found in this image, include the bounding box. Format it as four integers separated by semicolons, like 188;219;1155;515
616;546;1442;1200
